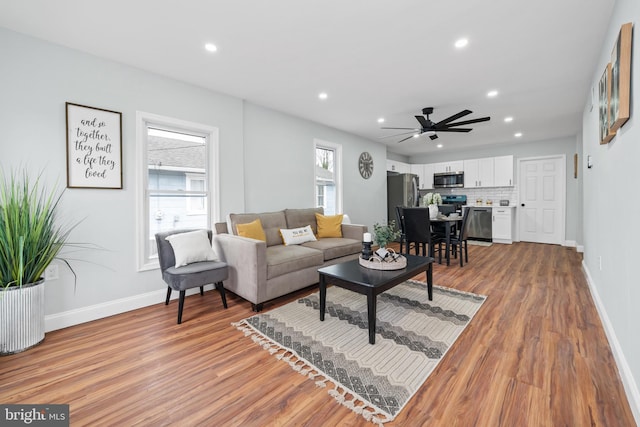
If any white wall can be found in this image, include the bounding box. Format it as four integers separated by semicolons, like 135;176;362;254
242;103;387;227
0;27;386;328
581;0;640;421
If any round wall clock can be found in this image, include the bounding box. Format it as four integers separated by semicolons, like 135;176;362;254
358;152;373;179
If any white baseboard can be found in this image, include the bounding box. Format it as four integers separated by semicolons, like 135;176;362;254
562;240;584;253
582;262;640;425
45;285;215;332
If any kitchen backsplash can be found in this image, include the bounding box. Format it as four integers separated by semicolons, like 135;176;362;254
422;187;519;206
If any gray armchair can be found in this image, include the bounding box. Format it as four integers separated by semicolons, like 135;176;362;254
155;229;229;324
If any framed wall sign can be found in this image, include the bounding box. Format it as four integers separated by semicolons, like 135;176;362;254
598;64;615;145
66;102;123;189
609;22;633;134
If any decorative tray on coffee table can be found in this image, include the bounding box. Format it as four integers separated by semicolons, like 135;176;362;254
358;248;407;270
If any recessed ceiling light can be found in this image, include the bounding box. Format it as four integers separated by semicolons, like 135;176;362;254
318;92;328;100
454;38;468;49
504;116;513;123
437;144;443;148
204;43;217;52
514;132;523;137
487;90;498;98
377;118;385;124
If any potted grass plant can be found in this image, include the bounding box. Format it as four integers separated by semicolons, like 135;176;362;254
0;168;76;354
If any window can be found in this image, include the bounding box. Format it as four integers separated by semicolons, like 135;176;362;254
136;112;219;270
186;174;206;214
314;140;342;215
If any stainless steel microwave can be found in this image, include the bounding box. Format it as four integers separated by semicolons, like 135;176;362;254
433;172;464;188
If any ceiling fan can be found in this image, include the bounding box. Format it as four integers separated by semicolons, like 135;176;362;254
380;107;490;142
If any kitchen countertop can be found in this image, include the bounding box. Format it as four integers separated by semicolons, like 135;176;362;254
465;204;517;208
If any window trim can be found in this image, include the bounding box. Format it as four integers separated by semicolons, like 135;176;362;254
136;111;220;271
313;139;342;215
185;173;207;215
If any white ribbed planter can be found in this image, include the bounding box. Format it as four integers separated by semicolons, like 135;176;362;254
0;278;45;355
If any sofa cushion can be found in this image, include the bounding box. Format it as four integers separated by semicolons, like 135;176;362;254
316;213;344;238
285;207;323;235
301;238;361;261
236;219;267;242
266;244;324;279
228;211;287;247
280;225;317;245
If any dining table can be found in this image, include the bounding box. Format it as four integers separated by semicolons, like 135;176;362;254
430;215;463;266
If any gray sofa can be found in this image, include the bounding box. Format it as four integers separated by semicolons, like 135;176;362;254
213;207;367;311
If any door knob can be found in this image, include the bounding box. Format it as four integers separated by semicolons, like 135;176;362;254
521;203;525;207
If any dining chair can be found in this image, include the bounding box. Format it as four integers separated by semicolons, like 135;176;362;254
441;208;471;267
395;206;409;254
155;229;229;324
402;207;442;258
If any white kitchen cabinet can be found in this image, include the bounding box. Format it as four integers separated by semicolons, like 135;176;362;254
410;164;426;189
387;159;411;174
434;160;463;174
422;163;436;189
492;206;513;244
494;155;514;187
463;157;494;188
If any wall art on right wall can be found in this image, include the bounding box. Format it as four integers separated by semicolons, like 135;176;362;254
599;63;615;145
609;22;633;134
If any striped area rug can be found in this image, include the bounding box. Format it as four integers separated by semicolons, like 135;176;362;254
234;280;486;425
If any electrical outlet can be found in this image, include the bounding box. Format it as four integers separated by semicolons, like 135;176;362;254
45;263;59;281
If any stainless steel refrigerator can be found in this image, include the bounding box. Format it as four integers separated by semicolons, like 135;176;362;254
387;173;419;234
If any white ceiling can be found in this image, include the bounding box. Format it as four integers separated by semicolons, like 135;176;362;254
0;0;614;157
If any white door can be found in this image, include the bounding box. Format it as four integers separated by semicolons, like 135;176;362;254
518;156;565;244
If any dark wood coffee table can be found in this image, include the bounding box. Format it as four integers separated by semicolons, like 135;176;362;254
318;254;434;344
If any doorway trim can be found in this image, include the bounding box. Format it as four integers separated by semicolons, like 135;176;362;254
516;155;566;245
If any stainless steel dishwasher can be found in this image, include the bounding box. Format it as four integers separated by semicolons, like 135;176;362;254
466;207;492;241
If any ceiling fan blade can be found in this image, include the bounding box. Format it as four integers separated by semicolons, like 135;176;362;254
380;127;420;130
437;128;473;132
434;110;472;127
378;131;419;139
397;134;419;143
439;116;491;128
414;115;431;128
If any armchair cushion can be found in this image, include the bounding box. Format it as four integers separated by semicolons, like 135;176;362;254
165;230;217;267
163;260;228;291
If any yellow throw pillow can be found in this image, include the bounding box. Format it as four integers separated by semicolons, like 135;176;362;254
236;219;267;242
315;213;343;238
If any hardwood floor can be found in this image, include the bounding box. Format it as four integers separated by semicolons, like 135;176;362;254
0;243;635;426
